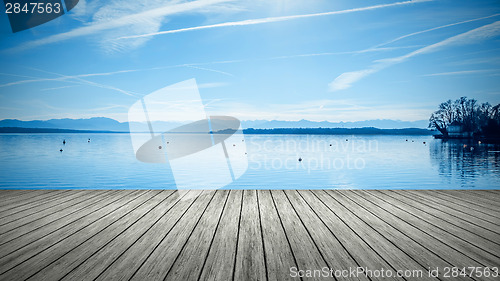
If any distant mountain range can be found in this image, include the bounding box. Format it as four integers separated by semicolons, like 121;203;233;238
241;119;429;129
0;117;429;132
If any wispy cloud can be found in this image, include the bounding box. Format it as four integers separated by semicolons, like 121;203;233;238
7;0;232;53
0;68;143;88
268;45;424;60
119;0;432;40
375;13;500;47
422;69;498;76
28;67;142;98
184;65;234;77
39;85;79;91
329;20;500;91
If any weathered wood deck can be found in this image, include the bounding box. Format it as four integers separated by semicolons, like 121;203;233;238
0;190;499;281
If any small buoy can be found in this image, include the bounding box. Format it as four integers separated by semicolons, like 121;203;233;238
406;139;408;142
423;142;426;145
329;144;332;146
63;140;66;145
471;147;474;151
242;140;244;142
346;139;348;141
463;144;467;148
478;141;482;144
245;152;247;155
158;146;162;149
298;157;302;162
59;149;63;152
167;141;169;144
412;140;414;142
233;144;236;147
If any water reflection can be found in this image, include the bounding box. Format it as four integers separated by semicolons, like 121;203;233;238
430;139;500;187
0;134;498;189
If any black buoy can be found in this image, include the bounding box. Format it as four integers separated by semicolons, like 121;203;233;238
346;139;348;141
406;139;408;142
423;141;426;145
329;144;332;146
63;140;66;145
298;157;302;162
88;138;91;143
158;146;162;149
59;149;63;152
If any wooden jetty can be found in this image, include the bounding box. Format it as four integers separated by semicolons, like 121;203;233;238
0;190;499;280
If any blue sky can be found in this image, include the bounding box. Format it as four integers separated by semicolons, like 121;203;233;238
0;0;499;122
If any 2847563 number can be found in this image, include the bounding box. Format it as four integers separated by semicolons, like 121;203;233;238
443;267;499;278
5;2;61;14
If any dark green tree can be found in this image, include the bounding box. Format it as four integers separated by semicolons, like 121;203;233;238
429;96;500;138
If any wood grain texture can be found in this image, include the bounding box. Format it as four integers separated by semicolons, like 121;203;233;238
234;190;266;281
0;190;498;281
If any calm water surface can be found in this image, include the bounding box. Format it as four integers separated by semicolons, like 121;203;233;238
0;133;499;189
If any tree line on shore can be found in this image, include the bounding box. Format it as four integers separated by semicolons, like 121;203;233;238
429;97;500;139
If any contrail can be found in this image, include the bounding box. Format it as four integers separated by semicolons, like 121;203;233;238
119;0;433;39
184;65;234;77
7;0;232;52
375;13;500;48
329;20;500;91
28;67;142;98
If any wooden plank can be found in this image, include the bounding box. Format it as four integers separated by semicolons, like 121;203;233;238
0;190;89;225
0;190;158;280
313;190;436;281
0;190;67;213
94;190;203;281
353;191;500;266
284;190;367;281
433;190;500;215
0;190;128;261
406;191;500;233
335;191;480;281
0;190;33;203
382;191;500;250
0;190;57;206
234;190;266;281
0;190;114;244
30;191;176;281
257;190;297;281
270;190;332;281
58;190;180;280
482;190;500;195
460;190;500;204
163;190;230;281
129;190;217;281
199;190;243;281
326;190;473;281
415;190;500;224
391;190;500;243
0;190;107;234
298;190;402;280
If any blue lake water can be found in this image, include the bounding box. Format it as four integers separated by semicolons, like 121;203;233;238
0;133;499;189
